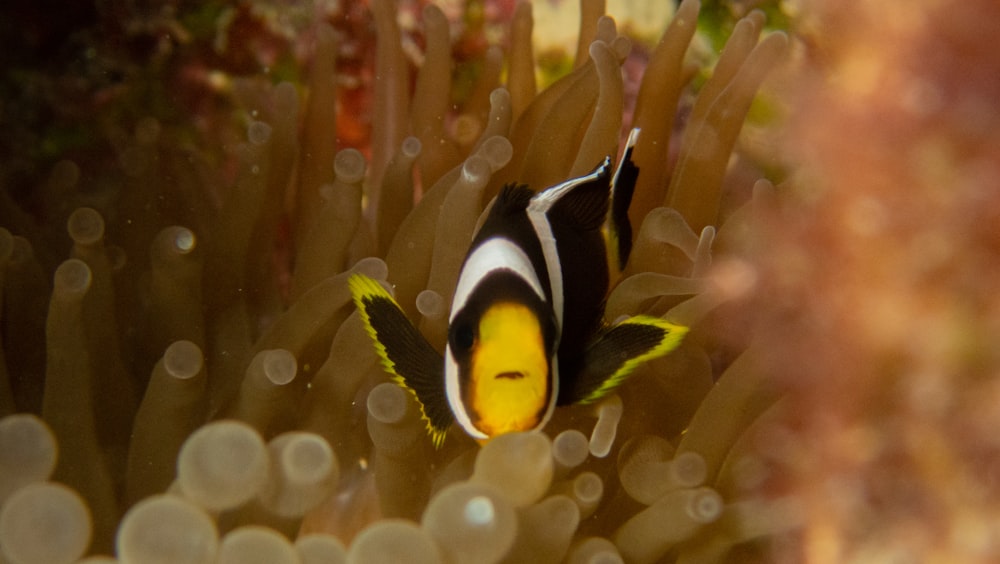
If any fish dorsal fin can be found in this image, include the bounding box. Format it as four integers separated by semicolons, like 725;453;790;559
563;315;688;405
610;128;641;271
530;158;612;231
349;274;453;447
495;182;534;215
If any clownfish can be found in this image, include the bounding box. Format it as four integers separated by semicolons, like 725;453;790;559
350;130;688;446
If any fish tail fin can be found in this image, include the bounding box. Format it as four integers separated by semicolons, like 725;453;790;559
608;128;641;273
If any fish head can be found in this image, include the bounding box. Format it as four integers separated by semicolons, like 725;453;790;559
445;269;558;440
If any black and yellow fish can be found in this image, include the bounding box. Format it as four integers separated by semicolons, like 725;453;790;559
350;130;687;446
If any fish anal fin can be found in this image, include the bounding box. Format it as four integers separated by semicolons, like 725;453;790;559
348;274;453;446
570;315;688;405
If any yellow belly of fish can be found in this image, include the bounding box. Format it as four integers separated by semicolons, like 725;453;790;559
470;302;549;437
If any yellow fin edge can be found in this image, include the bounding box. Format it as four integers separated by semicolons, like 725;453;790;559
579;315;689;405
347;273;448;448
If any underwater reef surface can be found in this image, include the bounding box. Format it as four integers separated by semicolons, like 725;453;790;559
1;0;998;562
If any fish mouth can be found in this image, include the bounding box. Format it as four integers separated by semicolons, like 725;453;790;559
495;371;526;380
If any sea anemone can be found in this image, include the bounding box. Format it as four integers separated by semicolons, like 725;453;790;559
0;0;858;562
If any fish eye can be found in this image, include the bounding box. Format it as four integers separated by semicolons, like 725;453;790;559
451;322;476;351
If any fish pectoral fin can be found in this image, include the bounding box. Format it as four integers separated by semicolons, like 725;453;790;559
348;273;453;447
569;315;689;405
